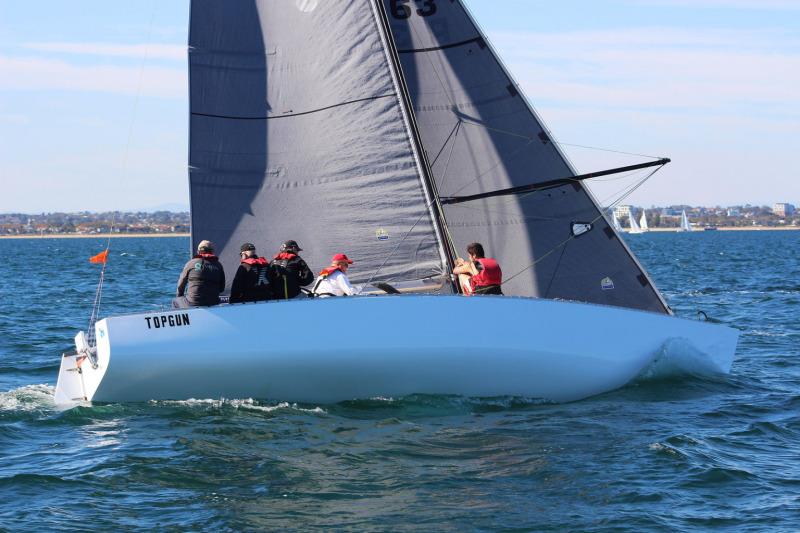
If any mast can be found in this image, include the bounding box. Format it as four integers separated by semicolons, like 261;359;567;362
370;0;459;290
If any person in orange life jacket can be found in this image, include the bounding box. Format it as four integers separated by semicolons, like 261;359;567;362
229;242;272;303
312;254;357;297
173;239;226;308
452;242;503;296
268;240;314;299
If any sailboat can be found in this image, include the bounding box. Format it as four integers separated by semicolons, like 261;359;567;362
678;210;692;232
54;0;737;404
610;211;623;232
639;210;650;232
628;211;643;234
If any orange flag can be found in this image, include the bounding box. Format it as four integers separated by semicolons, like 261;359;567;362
89;249;109;264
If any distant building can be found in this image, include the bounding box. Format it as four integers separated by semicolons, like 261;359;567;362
773;203;796;217
613;205;632;219
726;208;741;217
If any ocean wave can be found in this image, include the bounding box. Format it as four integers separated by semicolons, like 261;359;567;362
150;397;326;415
635;338;733;382
0;384;55;413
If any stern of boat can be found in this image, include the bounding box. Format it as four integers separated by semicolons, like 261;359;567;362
54;321;110;404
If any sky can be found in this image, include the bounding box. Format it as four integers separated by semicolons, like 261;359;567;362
0;0;798;213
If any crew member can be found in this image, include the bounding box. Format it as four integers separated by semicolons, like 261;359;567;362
173;240;226;308
269;240;314;299
452;242;503;296
229;242;272;304
312;253;357;297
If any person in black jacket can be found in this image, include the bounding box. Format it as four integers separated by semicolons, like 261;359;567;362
173;240;226;308
229;242;272;304
269;240;314;299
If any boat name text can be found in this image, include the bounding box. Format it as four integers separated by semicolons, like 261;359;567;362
145;313;191;329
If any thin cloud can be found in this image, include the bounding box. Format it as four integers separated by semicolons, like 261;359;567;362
491;27;800;113
0;55;185;98
626;0;800;10
22;42;185;61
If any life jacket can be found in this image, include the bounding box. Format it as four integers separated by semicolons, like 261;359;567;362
242;257;268;266
312;266;343;295
470;257;502;288
318;265;342;278
273;252;297;262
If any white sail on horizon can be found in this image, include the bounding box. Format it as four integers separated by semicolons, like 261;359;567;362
639;210;649;232
628;211;643;234
678;210;692;232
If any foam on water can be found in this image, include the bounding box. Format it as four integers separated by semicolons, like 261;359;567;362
0;384;55;412
152;397;326;415
636;337;732;381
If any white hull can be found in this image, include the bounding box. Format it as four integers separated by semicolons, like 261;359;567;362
55;296;739;405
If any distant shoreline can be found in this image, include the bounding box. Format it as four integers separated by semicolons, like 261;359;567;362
0;233;190;240
625;226;800;233
1;227;797;240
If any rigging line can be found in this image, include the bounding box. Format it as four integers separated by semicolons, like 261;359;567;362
436;120;462;195
458;119;537;141
445;168;655;232
554;142;663;160
429;120;461;168
509;166;656;206
442;159;669;205
358;210;430;291
445;138;538;198
458;120;666;162
602;166;664;208
436;123;463;263
87;0;157;347
439;160;662;226
361;147;466;288
501;166;663;287
191;94;396;121
542;241;569;299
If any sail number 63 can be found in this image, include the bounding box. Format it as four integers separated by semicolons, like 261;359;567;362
390;0;437;19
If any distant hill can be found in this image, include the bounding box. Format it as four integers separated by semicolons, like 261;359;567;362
143;203;190;213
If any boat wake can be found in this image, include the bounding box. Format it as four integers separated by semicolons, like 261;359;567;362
151;398;327;415
635;337;732;382
0;384;55;413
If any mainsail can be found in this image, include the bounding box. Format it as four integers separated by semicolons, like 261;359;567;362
189;0;451;289
383;0;669;313
628;211;642;234
639;210;649;231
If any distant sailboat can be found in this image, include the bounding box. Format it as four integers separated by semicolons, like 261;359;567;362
611;210;623;232
628;211;643;234
639;210;649;232
678;210;692;232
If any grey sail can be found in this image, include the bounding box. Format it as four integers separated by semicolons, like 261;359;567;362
383;0;669;313
188;0;450;290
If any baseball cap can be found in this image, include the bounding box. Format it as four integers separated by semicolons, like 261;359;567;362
332;253;353;264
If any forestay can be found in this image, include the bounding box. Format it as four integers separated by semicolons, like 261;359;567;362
383;0;669;313
189;0;450;289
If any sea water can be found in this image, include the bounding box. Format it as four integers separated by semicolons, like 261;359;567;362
1;232;798;531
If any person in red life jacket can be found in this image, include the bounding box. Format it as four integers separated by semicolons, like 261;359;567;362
268;240;314;299
312;253;358;297
229;242;272;304
173;239;226;308
452;242;503;296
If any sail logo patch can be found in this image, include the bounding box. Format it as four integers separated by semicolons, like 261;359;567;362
601;277;615;291
376;228;390;241
145;313;191;330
